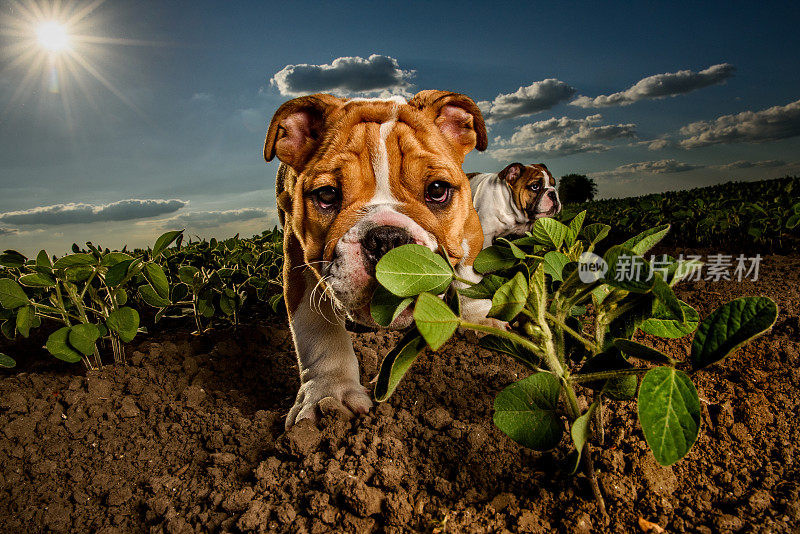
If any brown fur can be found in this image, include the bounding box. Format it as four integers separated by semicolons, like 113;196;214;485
265;91;487;317
500;162;555;214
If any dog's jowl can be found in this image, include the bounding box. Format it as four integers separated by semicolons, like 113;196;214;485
264;91;489;428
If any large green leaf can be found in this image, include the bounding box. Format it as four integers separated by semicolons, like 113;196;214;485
567;211;586;247
690;297;778;370
375;244;452;297
143;263;170;300
15;305;35;338
69;323;101;356
651;275;684;323
171;283;189;304
0;250;26;268
0;353;16;368
493;373;563;451
577;348;637;400
178;265;199;286
413;292;459;351
46;327;83;363
104;259;134;287
581;223;610;247
457;274;507;299
603;245;654;293
139;285;171;308
53;253;96;269
472;245;518;274
18;272;56;288
542;251;570;281
488;271;529;321
621;224;670;255
478;334;541;367
530;218;570;249
374;329;427;402
107;307;140;343
639;300;699;338
569;400;598;473
101;252;134;267
613;339;676;365
0;279;29;309
36;250;52;269
370;284;412;327
638;367;700;466
152;230;184;259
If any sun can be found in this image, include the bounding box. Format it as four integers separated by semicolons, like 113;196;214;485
1;0;167;124
36;21;69;52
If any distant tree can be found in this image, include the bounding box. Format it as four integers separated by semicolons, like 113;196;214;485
559;174;598;204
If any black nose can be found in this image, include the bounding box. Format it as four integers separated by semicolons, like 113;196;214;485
548;190;558;201
362;225;414;268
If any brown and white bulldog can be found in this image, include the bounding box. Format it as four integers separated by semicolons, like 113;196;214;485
468;163;561;249
264;91;488;428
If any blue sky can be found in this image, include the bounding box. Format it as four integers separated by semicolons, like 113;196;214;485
2;0;799;255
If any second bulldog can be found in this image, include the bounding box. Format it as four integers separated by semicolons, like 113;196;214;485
468;163;561;249
264;91;488;428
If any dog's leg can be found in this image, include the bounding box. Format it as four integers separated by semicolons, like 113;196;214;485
283;233;372;429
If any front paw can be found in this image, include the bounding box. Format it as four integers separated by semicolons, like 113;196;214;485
285;377;373;429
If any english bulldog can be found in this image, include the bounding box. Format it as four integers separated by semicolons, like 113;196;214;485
264;91;489;428
468;163;561;249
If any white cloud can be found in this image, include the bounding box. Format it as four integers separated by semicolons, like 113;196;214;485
491;138;609;160
190;92;213;102
156;208;276;229
0;199;188;226
571;63;735;108
502;114;602;145
679;99;800;148
645;139;673;151
593;159;702;178
478;79;576;123
490;114;635;160
0;227;18;236
712;159;787;170
270;54;415;97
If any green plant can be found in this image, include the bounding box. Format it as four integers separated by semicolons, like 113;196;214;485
370;212;777;513
0;231;183;368
0;228;286;369
561;175;800;252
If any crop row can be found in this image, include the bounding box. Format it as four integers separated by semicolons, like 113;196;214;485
0;229;284;369
562;175;800;251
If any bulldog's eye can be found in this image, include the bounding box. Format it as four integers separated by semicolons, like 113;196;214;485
528;183;542;192
312;186;341;210
425;181;452;204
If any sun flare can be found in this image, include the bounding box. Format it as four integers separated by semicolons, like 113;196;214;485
36;21;69;52
1;0;167;123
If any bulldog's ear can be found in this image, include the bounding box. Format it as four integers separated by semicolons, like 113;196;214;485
499;163;524;185
409;90;488;156
264;94;343;171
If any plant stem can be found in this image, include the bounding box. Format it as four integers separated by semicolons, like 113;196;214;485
545;311;599;353
459;321;556;374
568;367;648;384
78;268;99;300
452;274;475;286
584;444;608;519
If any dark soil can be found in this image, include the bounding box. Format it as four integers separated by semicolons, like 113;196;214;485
1;249;799;533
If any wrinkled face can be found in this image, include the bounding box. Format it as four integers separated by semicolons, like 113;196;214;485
286;98;484;327
502;163;561;218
